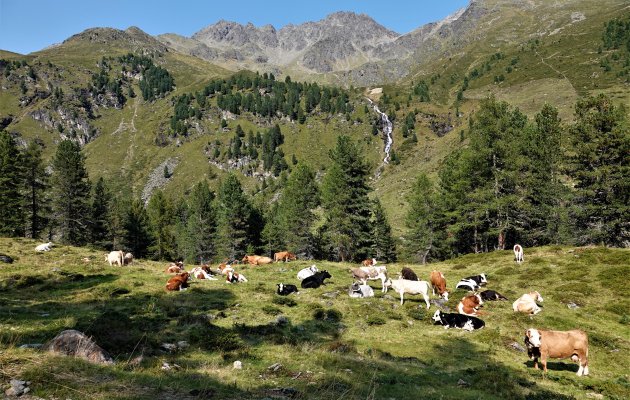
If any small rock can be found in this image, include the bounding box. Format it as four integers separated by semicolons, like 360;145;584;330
586;393;604;399
43;329;113;364
383;294;394;301
0;254;14;263
161;343;177;352
161;362;181;371
19;343;43;349
343;369;353;373
430;298;447;307
233;360;243;369
322;291;340;299
509;342;526;352
268;363;283;372
457;378;469;387
407;320;414;326
567;302;579;310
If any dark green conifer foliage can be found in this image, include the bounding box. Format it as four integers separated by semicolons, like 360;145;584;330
184;181;217;263
90;177;110;248
147;190;175;260
123;198;152;258
50;140;91;245
371;198;397;262
0;131;24;236
22;141;49;239
320;136;372;261
404;174;443;264
216;174;254;260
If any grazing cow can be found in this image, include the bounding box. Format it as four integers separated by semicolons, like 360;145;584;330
274;251;297;262
105;250;124;267
301;270;332;289
123;252;134;265
387;279;431;308
514;244;524;264
457;294;484;316
400;267;419;281
166;272;189;291
524;328;589;376
242;255;261;265
350;266;390;292
513;291;544;314
348;283;375;298
276;283;299;296
297;265;318;280
165;261;184;273
361;258;377;267
226;270;247;283
480;290;508;301
432;310;485;331
430;270;449;301
190;265;217;280
36;242;53;252
455;274;487;291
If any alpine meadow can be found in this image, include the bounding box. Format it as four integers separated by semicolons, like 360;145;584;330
0;1;628;399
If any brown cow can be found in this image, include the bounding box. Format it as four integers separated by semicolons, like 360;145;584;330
165;261;184;274
242;255;261;265
430;270;449;300
361;258;376;266
218;263;233;275
513;291;543;314
457;293;484;316
525;328;589;376
274;251;297;262
255;256;273;265
166;272;189;291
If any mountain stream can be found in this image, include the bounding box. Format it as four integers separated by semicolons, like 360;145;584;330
367;98;393;167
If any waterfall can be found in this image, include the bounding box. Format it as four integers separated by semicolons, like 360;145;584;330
367;98;393;165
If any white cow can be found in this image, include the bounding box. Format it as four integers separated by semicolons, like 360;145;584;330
514;244;524;263
351;266;390;293
297;265;318;280
35;242;53;252
387;279;431;308
105;250;124;267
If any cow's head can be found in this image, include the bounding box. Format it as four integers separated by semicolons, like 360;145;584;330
242;255;249;262
321;270;332;279
463;320;475;332
432;310;442;323
277;283;283;293
531;291;543;302
474;293;484;305
479;274;487;284
442;291;450;301
525;328;542;348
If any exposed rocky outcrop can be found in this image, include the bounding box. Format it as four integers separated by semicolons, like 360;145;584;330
43;329;114;364
142;158;179;204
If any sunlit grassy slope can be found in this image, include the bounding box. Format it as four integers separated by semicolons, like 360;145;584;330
1;238;628;399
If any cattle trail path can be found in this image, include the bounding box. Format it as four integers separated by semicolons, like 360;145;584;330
123;98;140;171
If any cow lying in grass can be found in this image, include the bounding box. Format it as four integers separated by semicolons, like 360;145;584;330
301;270;331;289
165;261;184;273
351;266;390;293
348;283;374;298
36;242;53;252
480;290;507;301
277;283;299;296
190;265;217;280
524;328;589;376
226;270;247;283
166;272;189;291
513;291;543;314
432;310;485;331
456;274;487;291
297;265;318;280
457;294;484;316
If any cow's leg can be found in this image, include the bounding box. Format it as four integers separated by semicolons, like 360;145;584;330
400;291;404;305
422;292;430;309
533;357;539;370
541;356;548;373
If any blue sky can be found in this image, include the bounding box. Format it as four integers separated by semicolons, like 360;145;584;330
0;0;469;54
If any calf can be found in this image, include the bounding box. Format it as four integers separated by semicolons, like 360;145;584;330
430;270;449;301
274;251;297;262
276;283;299;296
105;250;124;267
226;270;247;283
514;244;524;264
513;291;543;314
400;267;418;281
387;279;431;308
165;261;184;273
480;290;508;301
348;283;375;298
190;265;217;280
166;272;189;291
432;310;485;331
297;265;318;280
301;270;332;289
524;328;589;376
455;274;487;291
457;294;484;316
35;242;53;252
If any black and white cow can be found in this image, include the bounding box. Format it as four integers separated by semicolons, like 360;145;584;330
301;270;332;289
277;283;299;296
455;274;488;291
432;310;485;331
480;289;508;301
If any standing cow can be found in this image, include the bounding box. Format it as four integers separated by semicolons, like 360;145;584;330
514;244;524;263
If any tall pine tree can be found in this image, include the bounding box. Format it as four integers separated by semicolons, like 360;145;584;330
216;174;254;260
50;140;91;245
404;174;444;263
90;177;111;248
123;198;153;258
185;181;217;263
320;135;372;261
22;141;49;239
371;198;396;262
147;190;175;260
0;131;24;236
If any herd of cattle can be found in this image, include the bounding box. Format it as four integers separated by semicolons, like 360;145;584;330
35;242;589;377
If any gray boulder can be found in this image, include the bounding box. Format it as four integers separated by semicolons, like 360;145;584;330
43;329;114;364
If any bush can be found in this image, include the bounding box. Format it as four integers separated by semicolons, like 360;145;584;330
272;296;297;307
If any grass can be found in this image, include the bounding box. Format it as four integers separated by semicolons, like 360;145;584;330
0;238;628;399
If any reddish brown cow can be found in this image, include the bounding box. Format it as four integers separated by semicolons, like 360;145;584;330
165;261;184;273
525;328;589;376
166;272;189;291
361;258;376;267
274;251;297;262
242;255;261;265
430;270;449;300
457;293;484;316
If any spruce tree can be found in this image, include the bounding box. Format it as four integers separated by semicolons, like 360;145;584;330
371;198;397;262
320;135;372;261
50;140;91;245
90;177;110;248
216;174;254;260
569;94;629;246
0;131;23;236
123;198;152;258
405;174;443;263
22;141;49;239
147;190;175;260
185;181;217;263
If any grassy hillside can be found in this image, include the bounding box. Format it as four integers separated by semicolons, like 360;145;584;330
1;238;628;399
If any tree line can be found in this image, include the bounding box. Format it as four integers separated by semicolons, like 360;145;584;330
403;94;629;263
0;132;395;263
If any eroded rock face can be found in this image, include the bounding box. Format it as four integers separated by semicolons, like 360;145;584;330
43;329;114;365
